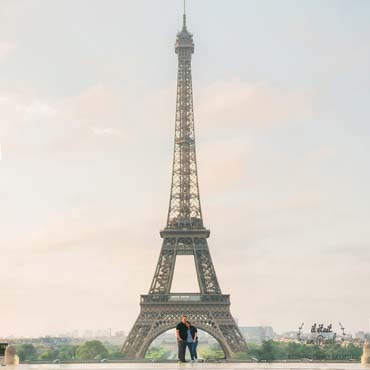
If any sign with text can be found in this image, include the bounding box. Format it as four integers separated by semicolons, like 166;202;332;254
0;343;8;356
297;323;339;345
311;323;333;333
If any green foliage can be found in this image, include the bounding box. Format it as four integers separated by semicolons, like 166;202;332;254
108;351;125;359
16;344;37;361
15;339;363;363
145;346;171;360
102;343;125;360
38;349;58;361
234;341;259;360
259;340;275;361
198;348;224;360
339;343;362;360
75;340;108;360
198;343;224;360
235;341;363;362
16;343;79;362
58;345;77;360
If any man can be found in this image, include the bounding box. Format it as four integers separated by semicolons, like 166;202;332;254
176;314;189;362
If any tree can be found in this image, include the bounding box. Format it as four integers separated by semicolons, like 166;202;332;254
145;346;171;360
38;349;54;361
58;345;77;361
342;343;362;360
75;340;108;360
259;340;275;361
16;344;37;361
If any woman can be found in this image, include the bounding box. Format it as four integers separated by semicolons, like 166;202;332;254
186;321;198;361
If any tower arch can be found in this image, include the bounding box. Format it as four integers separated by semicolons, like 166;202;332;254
139;321;231;359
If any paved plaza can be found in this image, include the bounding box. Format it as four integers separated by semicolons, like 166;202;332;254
17;362;364;370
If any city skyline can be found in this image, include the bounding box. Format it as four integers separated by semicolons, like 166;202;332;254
1;0;370;338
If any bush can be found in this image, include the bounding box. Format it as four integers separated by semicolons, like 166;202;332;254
16;344;37;361
75;340;108;360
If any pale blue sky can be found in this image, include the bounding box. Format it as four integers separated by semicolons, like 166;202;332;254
0;0;369;337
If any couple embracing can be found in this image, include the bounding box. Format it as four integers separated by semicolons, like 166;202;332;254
176;314;198;363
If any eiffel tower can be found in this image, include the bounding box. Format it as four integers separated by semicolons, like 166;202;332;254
121;5;247;360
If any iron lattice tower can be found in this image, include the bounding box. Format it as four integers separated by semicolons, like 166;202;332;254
121;9;247;359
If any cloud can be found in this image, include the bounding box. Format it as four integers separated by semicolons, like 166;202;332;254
0;41;15;62
133;79;313;139
198;138;251;192
0;208;159;337
306;146;336;162
64;84;126;127
196;79;312;130
0;85;129;158
91;127;121;136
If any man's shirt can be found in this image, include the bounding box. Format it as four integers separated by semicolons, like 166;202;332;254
176;322;188;341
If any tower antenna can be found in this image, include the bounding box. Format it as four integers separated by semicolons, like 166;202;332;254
183;0;187;29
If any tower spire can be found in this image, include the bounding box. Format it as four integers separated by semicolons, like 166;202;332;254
183;0;187;30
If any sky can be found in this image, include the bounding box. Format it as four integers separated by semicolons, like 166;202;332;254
0;0;370;338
